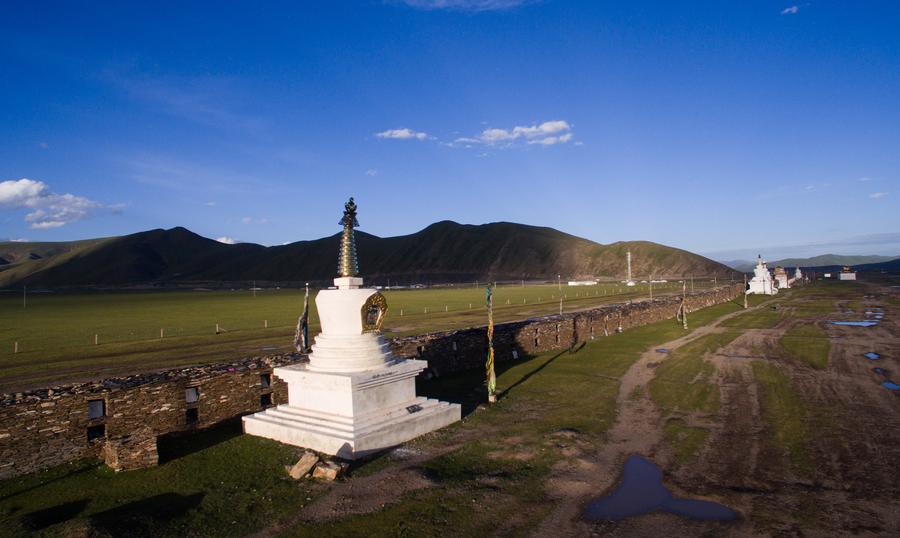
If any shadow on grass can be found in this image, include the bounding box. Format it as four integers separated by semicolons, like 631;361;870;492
0;460;101;502
417;343;586;417
22;498;90;530
89;492;205;536
498;343;584;400
157;418;243;464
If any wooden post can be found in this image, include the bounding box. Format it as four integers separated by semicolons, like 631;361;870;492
160;328;164;338
14;341;18;353
743;274;748;309
216;323;220;334
264;319;268;328
95;334;99;345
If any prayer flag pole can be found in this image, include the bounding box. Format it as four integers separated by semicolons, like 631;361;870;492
486;285;497;403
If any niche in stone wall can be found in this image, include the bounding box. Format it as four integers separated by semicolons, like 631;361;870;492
185;407;199;426
87;399;106;420
185;386;200;404
260;373;271;388
87;424;106;442
260;393;273;408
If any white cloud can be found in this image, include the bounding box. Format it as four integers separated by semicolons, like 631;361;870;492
400;0;531;11
858;177;873;182
365;169;378;176
527;133;573;146
216;236;238;244
456;120;575;147
38;142;49;149
241;216;253;224
0;178;108;229
204;201;217;206
869;192;888;199
375;128;429;140
781;6;799;14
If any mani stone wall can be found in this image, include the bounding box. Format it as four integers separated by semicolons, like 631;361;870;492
391;284;743;376
0;284;741;481
0;355;294;480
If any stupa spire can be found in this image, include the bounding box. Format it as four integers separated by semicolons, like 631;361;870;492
338;197;359;277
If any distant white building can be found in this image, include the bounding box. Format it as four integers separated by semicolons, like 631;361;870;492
747;255;778;295
839;266;857;281
568;280;598;286
788;266;803;286
773;266;789;289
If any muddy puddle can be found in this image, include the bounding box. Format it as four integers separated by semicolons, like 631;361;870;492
883;381;900;391
865;352;882;360
830;321;879;327
584;455;737;522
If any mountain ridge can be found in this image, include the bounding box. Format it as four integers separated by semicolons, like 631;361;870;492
0;221;734;288
723;253;900;272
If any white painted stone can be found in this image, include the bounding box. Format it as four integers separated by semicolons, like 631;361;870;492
243;275;461;459
747;256;778;295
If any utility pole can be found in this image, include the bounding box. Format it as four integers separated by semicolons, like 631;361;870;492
23;285;26;308
649;277;653;300
253;280;257;298
557;274;561;291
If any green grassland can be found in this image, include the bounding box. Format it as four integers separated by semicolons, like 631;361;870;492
0;280;721;391
751;361;812;476
664;418;710;465
0;300;741;537
780;324;831;369
648;331;738;417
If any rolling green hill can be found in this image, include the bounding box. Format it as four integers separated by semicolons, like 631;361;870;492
0;221;733;288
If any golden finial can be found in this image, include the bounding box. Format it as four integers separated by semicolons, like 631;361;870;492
338;197;359;277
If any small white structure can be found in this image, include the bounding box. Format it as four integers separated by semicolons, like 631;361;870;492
839;266;857;281
746;255;778;295
773;266;790;289
788;266;803;286
243;199;460;459
624;251;636;286
568;280;598;286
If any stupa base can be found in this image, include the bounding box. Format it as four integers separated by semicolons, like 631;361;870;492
242;360;461;459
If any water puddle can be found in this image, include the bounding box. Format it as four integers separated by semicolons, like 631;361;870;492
584;455;738;522
872;368;887;376
865;352;881;360
830;321;879;327
883;381;900;391
655;348;670;354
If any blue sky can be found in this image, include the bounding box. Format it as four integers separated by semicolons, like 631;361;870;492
1;0;898;261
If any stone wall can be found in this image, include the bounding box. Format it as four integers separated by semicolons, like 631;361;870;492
391;284;743;375
0;355;292;480
0;284;741;480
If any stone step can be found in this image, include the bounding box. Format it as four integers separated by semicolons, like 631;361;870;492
259;397;444;434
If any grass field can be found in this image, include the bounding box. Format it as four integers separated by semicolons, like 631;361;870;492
0;299;740;537
0;280;723;391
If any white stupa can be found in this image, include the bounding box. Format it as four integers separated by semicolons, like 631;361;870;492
624;251;636;287
746;255;778;295
773;266;789;289
243;198;460;459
